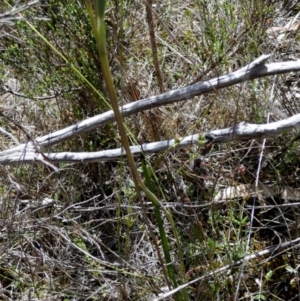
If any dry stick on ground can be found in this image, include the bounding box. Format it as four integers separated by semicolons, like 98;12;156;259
2;54;300;165
3;112;300;165
4;54;272;148
154;236;300;301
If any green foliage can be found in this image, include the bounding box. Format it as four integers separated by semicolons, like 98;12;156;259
1;0;300;300
1;0;109;121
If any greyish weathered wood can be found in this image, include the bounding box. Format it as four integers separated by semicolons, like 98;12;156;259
21;54;300;148
1;112;300;164
205;113;300;142
1;54;300;165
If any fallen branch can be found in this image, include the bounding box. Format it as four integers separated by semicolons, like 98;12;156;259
205;113;300;142
14;53;295;148
1;112;300;164
1;54;300;165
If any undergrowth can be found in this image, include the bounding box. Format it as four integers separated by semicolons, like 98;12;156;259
0;0;300;300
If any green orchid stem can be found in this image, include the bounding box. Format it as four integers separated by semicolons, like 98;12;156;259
86;1;188;299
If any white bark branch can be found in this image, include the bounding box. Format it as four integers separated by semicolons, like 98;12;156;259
23;53;298;148
1;54;300;165
205;113;300;142
2;113;300;164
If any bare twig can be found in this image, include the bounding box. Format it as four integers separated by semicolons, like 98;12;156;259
2;87;82;100
2;55;300;165
0;0;39;24
18;54;300;148
2;112;300;165
154;236;300;300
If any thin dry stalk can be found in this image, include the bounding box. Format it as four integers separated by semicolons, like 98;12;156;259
145;0;165;93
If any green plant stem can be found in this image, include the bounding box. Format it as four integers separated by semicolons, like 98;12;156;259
86;1;188;298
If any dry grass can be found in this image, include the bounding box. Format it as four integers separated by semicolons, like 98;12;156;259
0;0;300;300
